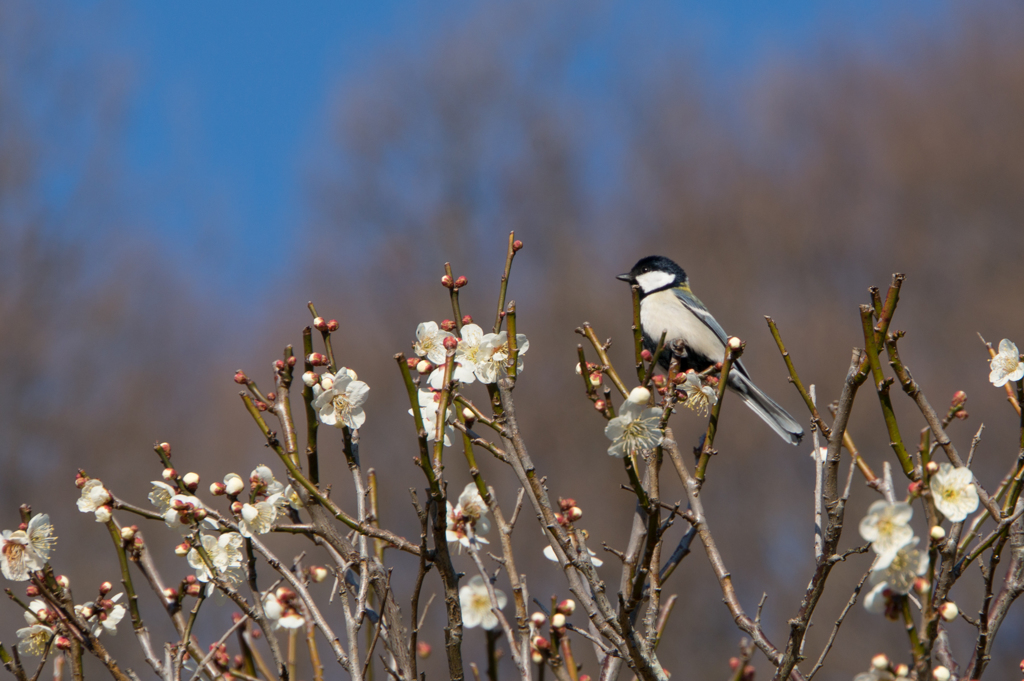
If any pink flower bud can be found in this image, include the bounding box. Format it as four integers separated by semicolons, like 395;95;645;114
530;611;547;627
80;605;94;619
159;442;172;455
512;239;523;252
25;585;39;597
185;575;197;584
557;599;576;615
926;461;939;475
186;583;202;597
75;472;88;488
231;501;243;515
551;612;566;628
594;399;606;412
894;664;909;677
930;525;946;540
939;601;958;621
440;319;457;332
417;642;432;658
56;575;69;589
120;525;136;541
951;392;968;409
307;352;327;366
908;480;923;496
266;391;276;401
932;666;950;681
441;275;453;288
95;505;112;523
287;355;297;367
210;482;226;496
99;581;112;595
134;534;144;547
182;472;200;491
273;360;285;371
309;566;329;583
327;319;339;332
443;336;459;351
406;357;419;369
558;498;576;511
955;410;969;420
162;467;177;481
234;371;248;384
727;336;743;351
462;315;473;325
454;275;467;288
589;371;603;385
301;371;318;387
566;506;583;522
532;636;549;651
175;542;190;557
56;636;71;650
532;650;544;664
192;508;207;521
871;654;889;670
313;317;328;331
641;349;652;361
255;400;268;411
416;360;433;374
462;407;476;424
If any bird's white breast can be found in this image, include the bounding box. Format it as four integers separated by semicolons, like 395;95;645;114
640;290;725;362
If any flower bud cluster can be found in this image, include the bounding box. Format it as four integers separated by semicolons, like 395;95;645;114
557;497;583;523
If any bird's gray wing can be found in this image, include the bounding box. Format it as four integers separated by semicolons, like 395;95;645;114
672;286;751;377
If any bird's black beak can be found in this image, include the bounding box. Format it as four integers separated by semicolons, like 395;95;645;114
616;273;633;283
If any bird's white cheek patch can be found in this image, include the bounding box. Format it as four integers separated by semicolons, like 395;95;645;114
635;271;674;293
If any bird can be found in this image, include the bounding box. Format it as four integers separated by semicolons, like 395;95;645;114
617;255;804;445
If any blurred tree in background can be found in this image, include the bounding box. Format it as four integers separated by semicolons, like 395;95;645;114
2;0;1024;678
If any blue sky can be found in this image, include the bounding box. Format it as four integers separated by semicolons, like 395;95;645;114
111;1;952;295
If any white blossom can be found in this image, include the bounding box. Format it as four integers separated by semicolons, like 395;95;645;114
239;494;284;538
282;484;303;510
312;368;369;429
263;588;306;630
989;338;1024;387
459;575;507;630
473;331;529;384
604;394;663;458
75;593;126;637
15;624;53;656
223;473;245;496
413;322;454;365
187;532;246;584
410;389;453;446
163;494;207;534
446;483;490;549
1;515;56;581
680;371;718;416
427;323;488;389
859;500;914;570
148;481;177;514
869;538;928;595
930;463;980;522
543;544;603;568
77;479;111;513
251;465;285;496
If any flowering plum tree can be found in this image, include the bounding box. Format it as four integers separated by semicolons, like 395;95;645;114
1;235;1022;681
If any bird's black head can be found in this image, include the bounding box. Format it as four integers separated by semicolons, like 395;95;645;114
616;255;687;295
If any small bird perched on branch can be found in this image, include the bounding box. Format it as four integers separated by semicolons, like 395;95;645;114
618;255;804;445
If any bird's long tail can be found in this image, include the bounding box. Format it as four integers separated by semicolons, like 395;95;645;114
728;371;804;445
